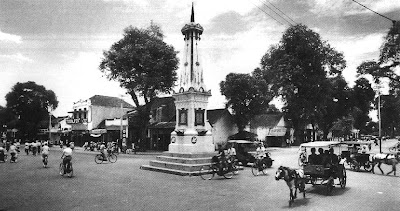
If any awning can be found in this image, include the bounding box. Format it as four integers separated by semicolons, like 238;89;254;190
90;129;107;134
267;127;287;136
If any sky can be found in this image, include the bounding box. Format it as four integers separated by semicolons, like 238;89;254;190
0;0;399;117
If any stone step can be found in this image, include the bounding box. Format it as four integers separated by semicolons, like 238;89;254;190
140;165;199;176
161;152;217;158
156;155;212;164
149;160;206;172
140;164;244;176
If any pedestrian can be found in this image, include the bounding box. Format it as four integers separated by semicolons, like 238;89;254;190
286;138;290;147
24;141;30;155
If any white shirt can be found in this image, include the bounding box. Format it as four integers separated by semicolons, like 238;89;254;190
9;145;17;153
42;145;50;155
256;146;266;158
227;147;236;156
63;147;73;156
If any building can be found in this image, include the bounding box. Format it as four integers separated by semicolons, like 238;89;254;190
250;113;289;147
67;95;134;146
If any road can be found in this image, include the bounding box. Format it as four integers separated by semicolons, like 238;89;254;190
0;140;399;211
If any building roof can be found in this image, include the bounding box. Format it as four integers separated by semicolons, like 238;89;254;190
250;113;284;128
89;95;134;108
207;109;228;125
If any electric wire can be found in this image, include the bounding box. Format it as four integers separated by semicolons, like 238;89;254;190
257;0;293;26
251;1;285;26
263;0;297;25
350;0;395;23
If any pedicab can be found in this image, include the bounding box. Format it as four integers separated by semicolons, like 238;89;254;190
339;141;373;172
298;141;346;195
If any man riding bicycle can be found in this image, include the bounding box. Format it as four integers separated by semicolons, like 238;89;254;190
100;142;107;161
41;142;50;167
9;143;18;162
61;143;73;175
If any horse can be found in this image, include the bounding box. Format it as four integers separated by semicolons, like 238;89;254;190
371;153;400;176
275;166;306;206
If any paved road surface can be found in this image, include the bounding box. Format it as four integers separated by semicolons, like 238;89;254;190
0;140;399;211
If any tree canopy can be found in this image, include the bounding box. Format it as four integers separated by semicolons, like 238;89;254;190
220;71;272;131
259;24;346;141
99;22;179;143
5;81;58;138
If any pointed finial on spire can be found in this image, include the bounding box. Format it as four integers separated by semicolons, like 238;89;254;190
191;2;195;22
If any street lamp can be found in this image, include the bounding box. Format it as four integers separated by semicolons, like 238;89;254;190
374;84;382;153
48;106;53;142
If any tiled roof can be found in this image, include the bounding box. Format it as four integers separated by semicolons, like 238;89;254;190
250;113;284;128
90;95;134;108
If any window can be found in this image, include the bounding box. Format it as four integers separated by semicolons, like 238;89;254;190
195;109;205;126
78;109;82;119
83;108;87;119
178;109;188;125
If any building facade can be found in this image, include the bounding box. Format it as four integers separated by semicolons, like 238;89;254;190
67;95;133;146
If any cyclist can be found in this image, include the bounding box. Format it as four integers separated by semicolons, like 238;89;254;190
41;142;50;167
227;144;236;163
217;148;228;173
100;142;107;161
0;145;6;162
61;143;73;175
9;143;18;162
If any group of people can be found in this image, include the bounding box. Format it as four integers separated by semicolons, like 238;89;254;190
307;147;339;167
0;139;20;162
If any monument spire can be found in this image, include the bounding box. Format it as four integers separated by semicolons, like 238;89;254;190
191;3;195;22
179;4;207;93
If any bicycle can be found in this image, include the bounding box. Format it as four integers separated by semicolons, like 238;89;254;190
252;156;268;176
95;152;117;164
43;154;48;168
59;158;73;178
199;159;238;180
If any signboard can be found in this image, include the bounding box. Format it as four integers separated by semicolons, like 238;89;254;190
66;118;88;124
267;127;287;137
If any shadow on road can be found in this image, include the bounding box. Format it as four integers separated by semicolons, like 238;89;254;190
281;197;310;209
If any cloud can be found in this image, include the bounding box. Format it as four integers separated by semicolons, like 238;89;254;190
0;53;33;63
0;30;22;43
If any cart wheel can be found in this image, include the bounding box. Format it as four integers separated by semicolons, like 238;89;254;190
340;167;346;188
364;161;373;172
200;165;214;180
223;166;233;179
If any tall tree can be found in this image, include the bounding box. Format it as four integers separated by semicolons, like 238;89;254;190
5;81;58;139
99;23;179;144
260;24;346;143
350;77;375;133
220;70;272;132
357;22;400;136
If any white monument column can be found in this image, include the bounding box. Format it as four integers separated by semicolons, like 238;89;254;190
168;4;214;153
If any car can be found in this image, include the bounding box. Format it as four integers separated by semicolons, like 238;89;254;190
227;140;258;166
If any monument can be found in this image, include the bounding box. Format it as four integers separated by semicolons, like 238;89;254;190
141;5;216;175
168;4;214;154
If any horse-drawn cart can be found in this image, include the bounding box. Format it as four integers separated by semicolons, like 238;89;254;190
339;141;373;172
299;141;347;195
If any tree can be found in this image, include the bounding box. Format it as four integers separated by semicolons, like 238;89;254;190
260;24;346;143
5;81;58;139
100;23;179;144
220;70;272;132
350;77;375;133
357;22;400;136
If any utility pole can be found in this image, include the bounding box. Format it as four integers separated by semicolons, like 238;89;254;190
48;106;52;142
375;84;382;153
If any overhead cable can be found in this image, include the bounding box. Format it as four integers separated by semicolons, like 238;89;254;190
251;1;285;26
263;0;297;25
350;0;395;24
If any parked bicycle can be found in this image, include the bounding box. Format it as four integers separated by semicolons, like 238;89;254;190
95;152;117;164
199;157;238;180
